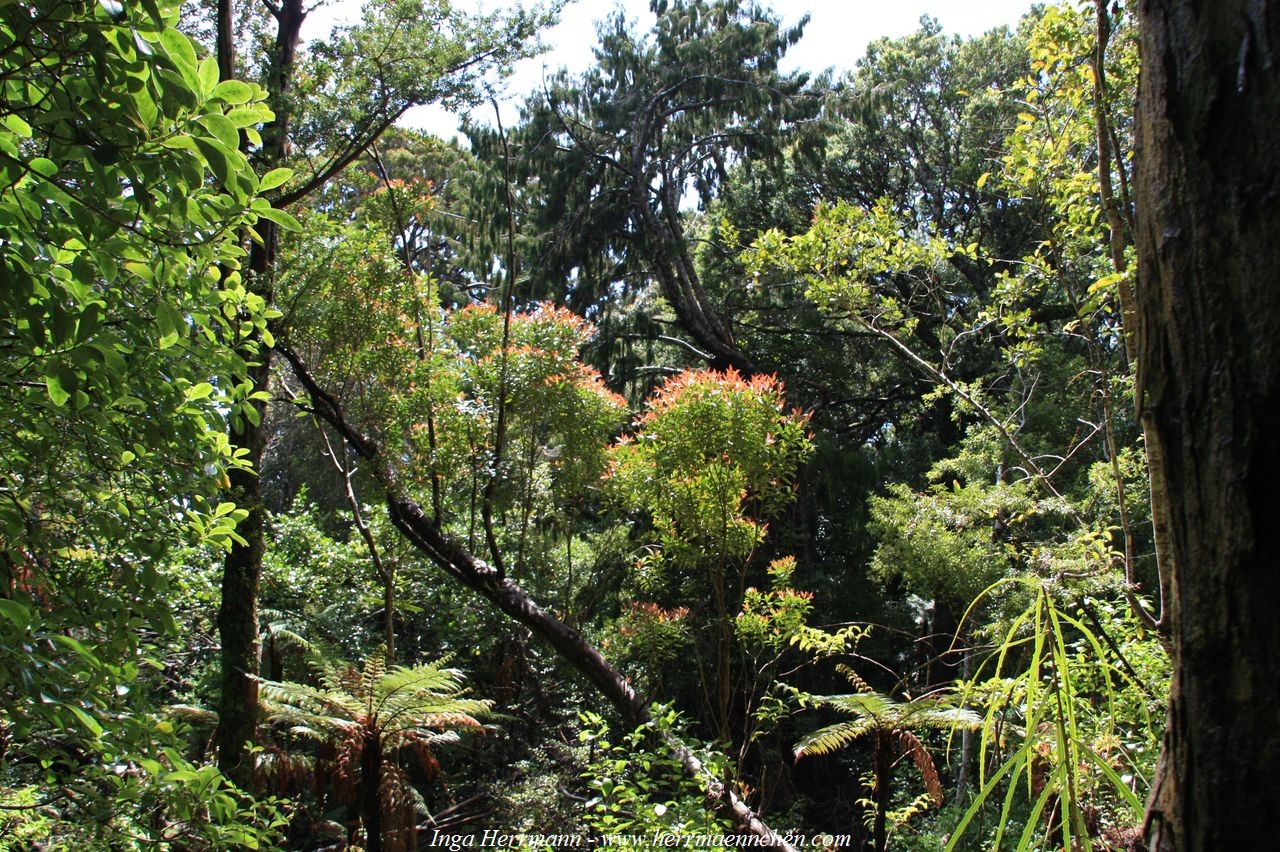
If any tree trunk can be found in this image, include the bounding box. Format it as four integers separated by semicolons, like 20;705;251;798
625;108;756;376
361;731;384;852
872;733;892;852
215;0;305;788
1135;1;1280;848
925;598;961;687
215;242;276;791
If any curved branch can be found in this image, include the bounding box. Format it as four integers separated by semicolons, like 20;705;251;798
276;343;799;850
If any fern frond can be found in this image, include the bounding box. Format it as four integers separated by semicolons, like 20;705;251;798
816;691;895;722
795;718;877;759
836;663;874;693
333;665;363;700
376;663;465;702
898;700;983;732
255;744;315;791
165;703;219;725
360;652;389;703
796;685;981;772
898;730;944;805
383;693;490;724
262;621;314;655
384;728;444;752
258;677;364;728
264;704;358;737
380;762;418;852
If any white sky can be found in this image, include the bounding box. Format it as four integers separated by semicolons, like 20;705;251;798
301;0;1037;139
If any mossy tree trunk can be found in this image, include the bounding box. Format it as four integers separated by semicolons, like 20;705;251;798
215;0;305;788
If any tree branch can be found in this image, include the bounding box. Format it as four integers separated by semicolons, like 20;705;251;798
275;342;799;850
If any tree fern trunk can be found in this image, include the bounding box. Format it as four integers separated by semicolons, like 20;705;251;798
873;732;892;852
362;731;384;852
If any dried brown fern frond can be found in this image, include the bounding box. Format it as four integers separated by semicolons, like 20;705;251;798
897;730;943;805
380;762;420;852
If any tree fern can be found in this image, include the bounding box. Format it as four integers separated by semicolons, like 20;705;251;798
257;650;491;852
795;668;981;852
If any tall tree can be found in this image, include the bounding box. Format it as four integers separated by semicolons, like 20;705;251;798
1;0;282;841
478;0;822;376
1135;1;1280;848
212;0;556;786
705;18;1031;389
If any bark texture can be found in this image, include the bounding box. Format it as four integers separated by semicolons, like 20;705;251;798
361;731;384;852
215;347;269;787
1135;1;1280;848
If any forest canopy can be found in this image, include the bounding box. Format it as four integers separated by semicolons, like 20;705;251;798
6;0;1264;849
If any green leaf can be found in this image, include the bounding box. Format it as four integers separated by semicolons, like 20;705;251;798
257;167;293;192
197;55;219;97
161;134;198;152
29;158;58;178
53;634;98;662
45;370;71;407
199;113;240;150
156;302;185;349
211;79;254;105
159;28;198;75
67;704;104;737
192;136;234;187
226;107;266;128
255;206;301;233
3;114;32;137
0;598;29;629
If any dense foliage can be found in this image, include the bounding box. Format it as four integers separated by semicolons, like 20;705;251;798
2;0;1184;849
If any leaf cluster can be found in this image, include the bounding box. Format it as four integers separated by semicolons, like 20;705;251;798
1;0;279;811
607;369;812;576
